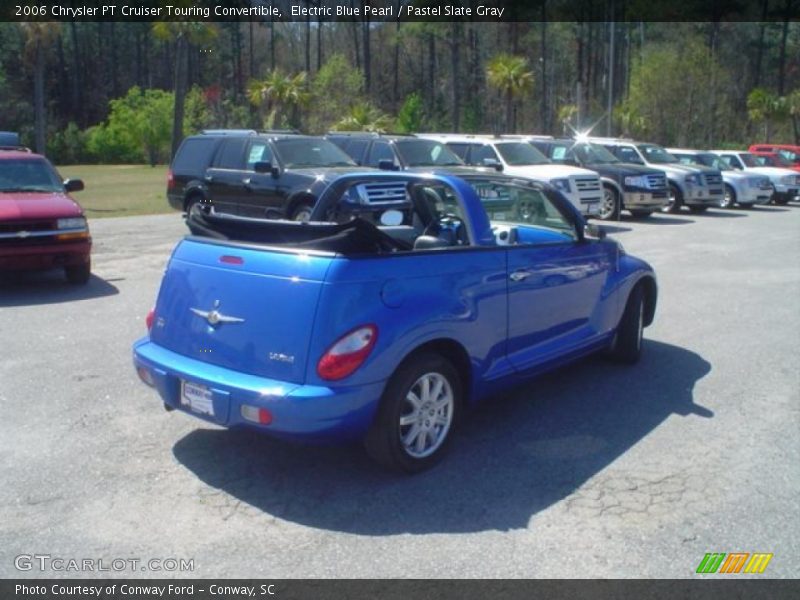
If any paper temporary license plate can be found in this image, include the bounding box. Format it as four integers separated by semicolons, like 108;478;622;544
180;380;214;416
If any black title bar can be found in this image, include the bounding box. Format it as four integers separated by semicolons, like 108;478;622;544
3;0;800;23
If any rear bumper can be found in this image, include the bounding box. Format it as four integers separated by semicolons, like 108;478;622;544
0;240;91;271
133;339;385;443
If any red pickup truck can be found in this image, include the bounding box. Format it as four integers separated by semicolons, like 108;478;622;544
0;136;91;284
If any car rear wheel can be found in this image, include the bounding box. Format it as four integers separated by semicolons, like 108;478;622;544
290;202;314;222
663;183;683;213
606;285;645;364
721;184;736;208
365;352;461;473
598;186;620;221
65;261;91;285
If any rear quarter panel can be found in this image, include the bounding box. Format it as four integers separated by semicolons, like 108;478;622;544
306;248;511;399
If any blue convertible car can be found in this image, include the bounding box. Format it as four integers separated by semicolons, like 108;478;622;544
133;172;657;472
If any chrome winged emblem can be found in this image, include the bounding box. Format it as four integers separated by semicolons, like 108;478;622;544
190;300;245;326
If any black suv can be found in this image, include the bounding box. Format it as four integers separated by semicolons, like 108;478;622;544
326;132;490;177
529;137;669;220
167;130;368;220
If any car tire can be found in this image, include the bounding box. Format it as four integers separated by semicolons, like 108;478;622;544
629;210;652;219
606;284;645;365
185;194;208;216
598;185;621;221
773;193;789;206
365;352;461;473
663;183;683;213
65;261;91;285
721;184;736;208
290;202;314;222
689;205;709;213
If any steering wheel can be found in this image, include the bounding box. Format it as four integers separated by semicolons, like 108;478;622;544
422;214;467;246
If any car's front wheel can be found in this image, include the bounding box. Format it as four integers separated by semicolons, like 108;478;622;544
721;184;736;208
365;353;461;473
65;261;91;285
606;284;645;364
663;183;683;213
598;185;621;221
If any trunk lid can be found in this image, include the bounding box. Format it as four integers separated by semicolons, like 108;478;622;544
149;237;333;384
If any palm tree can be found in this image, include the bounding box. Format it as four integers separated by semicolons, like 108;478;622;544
247;70;309;129
19;23;61;154
747;88;788;142
332;102;393;132
152;17;217;158
486;53;534;133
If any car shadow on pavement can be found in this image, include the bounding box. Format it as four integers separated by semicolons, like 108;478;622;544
0;272;119;307
747;206;791;212
172;340;713;535
640;216;695;225
691;210;747;218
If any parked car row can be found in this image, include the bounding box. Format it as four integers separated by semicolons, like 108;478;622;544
165;130;800;226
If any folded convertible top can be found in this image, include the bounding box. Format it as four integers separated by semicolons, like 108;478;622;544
185;210;406;254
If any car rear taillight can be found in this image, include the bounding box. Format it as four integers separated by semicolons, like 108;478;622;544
167;169;175;191
145;307;155;331
317;325;378;381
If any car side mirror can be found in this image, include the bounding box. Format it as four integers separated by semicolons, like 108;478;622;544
377;159;397;171
584;223;606;240
64;178;84;193
483;158;503;172
253;161;275;175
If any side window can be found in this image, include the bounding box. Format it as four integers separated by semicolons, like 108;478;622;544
616;146;643;164
367;141;396;168
172;138;218;172
344;140;368;164
447;143;469;160
245;141;273;170
471;144;499;164
719;154;736;168
476;181;577;241
213;138;248;170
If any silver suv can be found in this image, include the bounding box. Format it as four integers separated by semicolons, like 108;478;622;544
592;138;724;213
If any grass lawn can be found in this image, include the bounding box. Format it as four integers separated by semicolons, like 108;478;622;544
57;164;175;218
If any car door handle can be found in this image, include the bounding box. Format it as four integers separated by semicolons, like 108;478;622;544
242;178;251;185
509;270;532;282
204;175;214;183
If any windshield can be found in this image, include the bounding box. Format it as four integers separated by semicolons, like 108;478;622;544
777;149;799;163
757;154;793;167
395;139;465;167
0;158;64;193
273;138;356;168
739;153;760;168
495;142;550;166
555;142;619;164
678;152;730;170
637;144;678;164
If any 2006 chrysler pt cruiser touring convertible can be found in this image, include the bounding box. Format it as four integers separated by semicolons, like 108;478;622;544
133;172;657;472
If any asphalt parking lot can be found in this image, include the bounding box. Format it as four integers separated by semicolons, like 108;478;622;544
1;204;798;578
